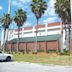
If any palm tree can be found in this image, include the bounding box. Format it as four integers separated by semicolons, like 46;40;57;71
14;9;27;53
31;0;47;53
0;13;12;52
55;0;71;52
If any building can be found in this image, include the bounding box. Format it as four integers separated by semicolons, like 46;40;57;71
2;22;72;53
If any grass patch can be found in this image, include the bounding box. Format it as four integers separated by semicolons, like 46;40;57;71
13;52;72;66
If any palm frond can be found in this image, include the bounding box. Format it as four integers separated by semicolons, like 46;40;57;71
55;0;70;24
0;13;12;28
14;8;27;27
31;0;47;19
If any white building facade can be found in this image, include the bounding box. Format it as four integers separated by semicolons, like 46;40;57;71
1;22;70;52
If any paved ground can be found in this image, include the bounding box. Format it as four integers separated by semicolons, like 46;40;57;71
0;62;72;72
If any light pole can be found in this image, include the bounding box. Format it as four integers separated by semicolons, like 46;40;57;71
8;0;11;14
4;0;11;52
70;0;72;25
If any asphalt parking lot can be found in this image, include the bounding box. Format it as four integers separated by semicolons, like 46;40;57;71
0;62;72;72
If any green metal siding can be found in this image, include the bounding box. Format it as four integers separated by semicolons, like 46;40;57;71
10;34;60;43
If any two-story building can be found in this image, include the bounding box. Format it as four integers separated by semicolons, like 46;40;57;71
1;22;72;53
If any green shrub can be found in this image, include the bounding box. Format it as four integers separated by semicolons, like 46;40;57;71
59;49;69;55
47;50;58;53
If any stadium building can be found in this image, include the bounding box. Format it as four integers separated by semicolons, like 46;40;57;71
1;22;72;53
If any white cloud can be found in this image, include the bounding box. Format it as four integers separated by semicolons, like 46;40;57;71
44;0;56;16
44;9;48;16
44;8;56;16
0;6;3;10
12;1;18;6
19;0;31;4
12;1;23;7
27;15;31;18
43;17;57;23
48;0;56;7
23;22;32;27
11;0;31;8
48;8;56;16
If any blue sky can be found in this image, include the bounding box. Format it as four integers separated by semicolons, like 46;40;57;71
0;0;61;30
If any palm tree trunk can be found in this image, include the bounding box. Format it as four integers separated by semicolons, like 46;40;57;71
60;22;63;53
65;25;67;40
25;42;27;54
17;26;19;53
45;41;47;53
65;25;68;50
68;24;71;54
5;28;9;52
35;19;38;53
3;28;6;52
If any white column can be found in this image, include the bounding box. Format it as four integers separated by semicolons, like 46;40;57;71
45;22;48;35
33;26;35;37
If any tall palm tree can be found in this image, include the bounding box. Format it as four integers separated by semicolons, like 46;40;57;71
55;0;71;52
0;13;12;52
14;9;27;53
31;0;47;53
